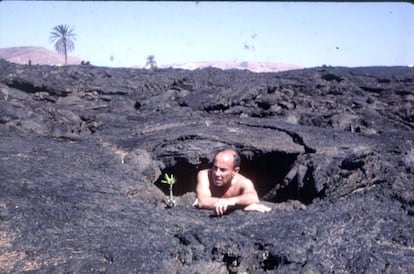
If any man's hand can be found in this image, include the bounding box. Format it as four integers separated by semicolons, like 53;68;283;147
243;203;272;213
214;198;236;216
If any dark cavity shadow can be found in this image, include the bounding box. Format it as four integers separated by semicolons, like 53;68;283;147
154;149;320;205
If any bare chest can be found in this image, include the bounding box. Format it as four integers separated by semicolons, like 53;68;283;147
212;183;242;198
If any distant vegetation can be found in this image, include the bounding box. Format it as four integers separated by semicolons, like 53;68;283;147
49;24;76;65
146;55;157;70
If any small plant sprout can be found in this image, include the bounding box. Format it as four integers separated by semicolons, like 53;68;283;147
161;173;176;208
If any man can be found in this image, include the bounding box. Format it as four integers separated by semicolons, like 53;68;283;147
196;148;271;216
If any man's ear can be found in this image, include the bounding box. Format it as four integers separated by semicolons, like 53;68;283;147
233;167;240;174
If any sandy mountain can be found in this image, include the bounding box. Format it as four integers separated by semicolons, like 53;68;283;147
1;46;300;72
0;46;81;66
160;60;301;72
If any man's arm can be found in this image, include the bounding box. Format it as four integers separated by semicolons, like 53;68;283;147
232;178;260;206
196;170;260;215
228;183;271;214
196;169;222;210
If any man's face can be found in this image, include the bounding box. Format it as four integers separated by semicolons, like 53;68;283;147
212;151;238;187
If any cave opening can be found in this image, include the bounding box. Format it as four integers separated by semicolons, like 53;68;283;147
154;149;319;205
154;156;210;196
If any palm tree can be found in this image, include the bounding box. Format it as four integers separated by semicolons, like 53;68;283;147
49;24;76;65
146;55;157;70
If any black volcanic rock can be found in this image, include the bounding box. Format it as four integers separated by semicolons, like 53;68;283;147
0;59;413;273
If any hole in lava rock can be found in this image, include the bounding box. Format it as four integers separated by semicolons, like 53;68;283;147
154;157;210;196
238;150;298;202
154;149;319;204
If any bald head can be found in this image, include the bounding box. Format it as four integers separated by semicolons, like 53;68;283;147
213;149;241;170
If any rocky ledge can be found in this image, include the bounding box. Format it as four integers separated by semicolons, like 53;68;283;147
0;59;413;273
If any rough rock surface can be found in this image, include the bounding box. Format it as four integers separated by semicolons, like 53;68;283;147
0;59;413;273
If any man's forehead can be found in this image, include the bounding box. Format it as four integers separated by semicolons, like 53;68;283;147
214;151;234;166
216;150;236;159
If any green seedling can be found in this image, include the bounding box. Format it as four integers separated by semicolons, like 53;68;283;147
161;173;176;208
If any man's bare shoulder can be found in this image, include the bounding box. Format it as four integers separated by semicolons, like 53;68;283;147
198;168;209;174
196;169;211;197
235;173;253;185
197;169;210;186
197;169;209;177
234;174;257;194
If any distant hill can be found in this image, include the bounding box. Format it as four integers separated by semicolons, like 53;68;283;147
0;46;81;66
0;46;301;72
159;60;302;73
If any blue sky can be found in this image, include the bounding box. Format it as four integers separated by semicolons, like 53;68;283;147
1;1;413;68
